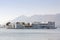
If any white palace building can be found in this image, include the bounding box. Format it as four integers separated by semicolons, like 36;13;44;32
5;21;56;29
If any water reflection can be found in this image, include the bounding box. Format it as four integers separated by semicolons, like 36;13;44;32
0;29;60;40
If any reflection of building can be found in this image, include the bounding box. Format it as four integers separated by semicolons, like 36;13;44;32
32;22;55;29
5;21;56;29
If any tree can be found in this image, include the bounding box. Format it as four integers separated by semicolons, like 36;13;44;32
6;22;11;26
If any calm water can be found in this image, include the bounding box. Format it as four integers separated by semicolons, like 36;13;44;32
0;28;60;40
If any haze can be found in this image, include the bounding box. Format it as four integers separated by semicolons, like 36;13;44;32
0;0;60;24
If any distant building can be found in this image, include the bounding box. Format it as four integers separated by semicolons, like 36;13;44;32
5;21;56;29
25;23;32;29
15;22;25;29
6;22;15;29
32;22;55;29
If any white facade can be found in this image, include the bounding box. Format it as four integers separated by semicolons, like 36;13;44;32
5;22;55;29
15;22;25;29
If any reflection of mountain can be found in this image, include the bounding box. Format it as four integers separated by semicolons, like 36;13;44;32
12;14;60;27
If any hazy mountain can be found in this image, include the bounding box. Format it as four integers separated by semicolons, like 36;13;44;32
12;14;60;27
12;15;30;23
55;14;60;27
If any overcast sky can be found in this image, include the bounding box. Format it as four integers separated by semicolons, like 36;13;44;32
0;0;60;24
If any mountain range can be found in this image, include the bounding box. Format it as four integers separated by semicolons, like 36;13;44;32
11;14;60;27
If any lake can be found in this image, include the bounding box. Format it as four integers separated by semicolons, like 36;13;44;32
0;28;60;40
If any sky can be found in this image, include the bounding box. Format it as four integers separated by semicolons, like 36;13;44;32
0;0;60;24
